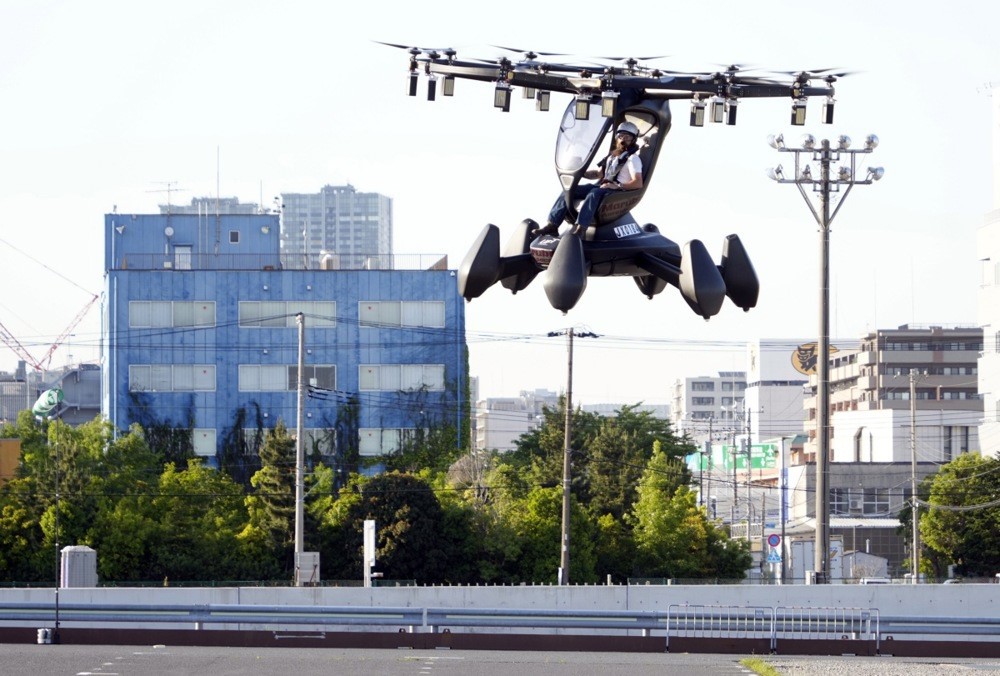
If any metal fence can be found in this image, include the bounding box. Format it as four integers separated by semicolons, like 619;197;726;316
111;252;449;272
0;601;891;644
774;606;879;652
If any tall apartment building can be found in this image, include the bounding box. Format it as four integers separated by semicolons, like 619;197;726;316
671;371;747;446
803;325;982;463
280;184;392;269
979;84;1000;457
102;211;464;462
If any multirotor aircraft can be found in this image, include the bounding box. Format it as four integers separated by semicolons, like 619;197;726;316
387;44;845;317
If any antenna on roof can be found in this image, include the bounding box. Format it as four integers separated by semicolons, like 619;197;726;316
147;181;186;215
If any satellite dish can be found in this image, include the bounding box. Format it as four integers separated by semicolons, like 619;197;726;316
164;226;174;238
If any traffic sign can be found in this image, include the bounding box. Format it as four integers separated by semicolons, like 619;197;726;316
766;547;781;563
767;533;781;548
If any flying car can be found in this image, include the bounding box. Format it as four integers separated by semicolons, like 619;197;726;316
386;44;845;316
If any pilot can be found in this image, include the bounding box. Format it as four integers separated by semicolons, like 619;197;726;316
535;120;644;237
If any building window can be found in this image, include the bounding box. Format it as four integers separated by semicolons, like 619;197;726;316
239;301;336;328
238;364;336;391
692;382;715;392
359;364;445;391
359;428;420;456
129;301;215;328
128;364;216;392
229;230;240;244
359;301;446;328
242;427;336;456
192;429;216;457
174;245;192;271
692;397;715;406
863;488;891;516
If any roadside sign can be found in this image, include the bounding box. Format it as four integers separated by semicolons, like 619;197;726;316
767;548;781;563
767;533;781;548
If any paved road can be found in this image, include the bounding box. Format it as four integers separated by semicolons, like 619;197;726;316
3;645;1000;676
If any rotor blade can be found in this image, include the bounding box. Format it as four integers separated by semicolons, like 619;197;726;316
491;45;568;58
375;41;457;58
594;55;670;62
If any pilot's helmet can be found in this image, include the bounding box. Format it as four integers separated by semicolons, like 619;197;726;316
616;121;639;138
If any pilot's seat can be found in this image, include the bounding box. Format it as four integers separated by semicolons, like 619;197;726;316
574;110;664;228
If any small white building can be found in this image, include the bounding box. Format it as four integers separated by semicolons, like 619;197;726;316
474;389;559;452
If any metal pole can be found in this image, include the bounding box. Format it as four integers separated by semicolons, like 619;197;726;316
559;328;574;585
910;369;919;583
780;436;788;584
768;133;883;585
53;429;60;643
731;424;737;524
702;416;713;508
294;313;305;586
812;140;833;583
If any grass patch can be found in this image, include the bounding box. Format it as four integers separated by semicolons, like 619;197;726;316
740;656;782;676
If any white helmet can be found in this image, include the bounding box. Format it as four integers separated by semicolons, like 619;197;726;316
616;121;639;137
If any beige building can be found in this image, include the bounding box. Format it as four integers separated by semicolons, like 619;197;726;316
803;325;982;462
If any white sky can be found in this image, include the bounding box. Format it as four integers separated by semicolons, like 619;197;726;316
1;1;997;406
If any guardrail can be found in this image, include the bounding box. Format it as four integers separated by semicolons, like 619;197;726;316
2;601;998;650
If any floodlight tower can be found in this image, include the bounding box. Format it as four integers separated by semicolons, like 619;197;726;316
766;133;883;582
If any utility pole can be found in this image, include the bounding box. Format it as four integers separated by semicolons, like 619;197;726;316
700;416;713;508
559;327;574;586
547;327;598;585
910;369;920;584
294;313;306;586
745;408;752;498
767;133;883;582
731;423;738;524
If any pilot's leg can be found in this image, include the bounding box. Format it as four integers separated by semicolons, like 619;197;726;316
575;187;614;231
543;192;570;232
539;186;590;236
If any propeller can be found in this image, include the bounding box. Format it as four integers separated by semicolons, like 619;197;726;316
491;45;569;60
774;68;857;83
374;41;458;61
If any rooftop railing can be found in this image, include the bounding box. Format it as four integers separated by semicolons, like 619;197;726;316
110;252;449;272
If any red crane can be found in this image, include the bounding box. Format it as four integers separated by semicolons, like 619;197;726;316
0;294;99;371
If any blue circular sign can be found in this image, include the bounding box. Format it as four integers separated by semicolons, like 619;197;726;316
767;534;781;548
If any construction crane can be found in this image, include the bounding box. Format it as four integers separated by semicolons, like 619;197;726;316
0;294;99;371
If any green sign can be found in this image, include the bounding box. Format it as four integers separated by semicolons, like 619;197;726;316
695;443;777;471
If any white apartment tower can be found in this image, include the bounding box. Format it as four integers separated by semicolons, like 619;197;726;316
978;84;1000;456
280;184;392;268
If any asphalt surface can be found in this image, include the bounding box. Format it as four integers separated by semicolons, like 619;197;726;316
3;645;1000;676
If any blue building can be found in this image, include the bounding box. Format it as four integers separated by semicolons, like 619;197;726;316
102;212;466;466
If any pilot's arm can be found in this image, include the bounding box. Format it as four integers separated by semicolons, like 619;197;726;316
611;154;643;190
617;171;643;190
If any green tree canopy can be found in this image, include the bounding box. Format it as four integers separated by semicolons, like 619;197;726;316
630;444;750;579
921;452;1000;577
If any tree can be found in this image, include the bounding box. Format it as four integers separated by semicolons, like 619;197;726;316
508;397;603;490
921;453;1000;578
582;406;693;523
630;445;749;579
150;460;249;581
244;420;296;574
502;486;597;583
318;471;459;583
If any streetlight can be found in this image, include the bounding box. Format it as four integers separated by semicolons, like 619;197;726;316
32;388;63;643
548;327;598;585
767;132;883;583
